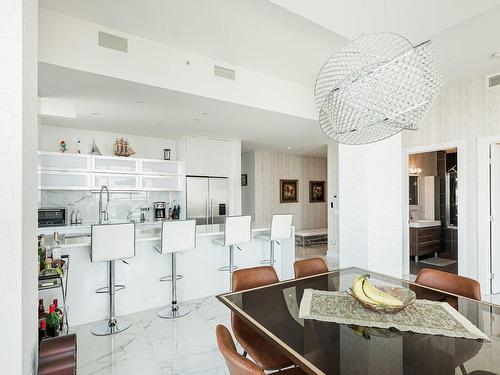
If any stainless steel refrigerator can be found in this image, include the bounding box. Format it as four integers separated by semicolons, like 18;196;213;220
186;177;229;225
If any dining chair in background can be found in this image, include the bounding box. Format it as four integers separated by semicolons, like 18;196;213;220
415;268;481;300
294;258;328;278
216;325;305;375
231;266;294;371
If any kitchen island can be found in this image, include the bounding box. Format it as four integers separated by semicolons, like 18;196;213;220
38;222;295;326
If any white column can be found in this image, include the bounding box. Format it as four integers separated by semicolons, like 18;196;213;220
338;134;403;277
0;0;38;373
327;142;339;259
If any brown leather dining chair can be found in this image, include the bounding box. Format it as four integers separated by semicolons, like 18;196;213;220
231;266;294;371
294;258;329;278
415;268;481;300
216;325;305;375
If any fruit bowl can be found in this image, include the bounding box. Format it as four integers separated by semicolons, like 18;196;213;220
347;286;416;314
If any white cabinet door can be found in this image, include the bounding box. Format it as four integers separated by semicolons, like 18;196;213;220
92;156;138;174
92;173;139;191
39;152;90;171
209;139;231;177
185;136;209;175
140;160;183;175
141;176;183;191
39;171;91;190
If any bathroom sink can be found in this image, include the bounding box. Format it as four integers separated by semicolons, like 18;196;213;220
409;220;441;228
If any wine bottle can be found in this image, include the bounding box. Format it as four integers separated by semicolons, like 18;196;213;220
38;299;46;320
46;304;60;337
52;298;64;332
51;232;62;261
39;318;48;344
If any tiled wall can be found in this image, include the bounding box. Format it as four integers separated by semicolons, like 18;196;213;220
40;190;183;224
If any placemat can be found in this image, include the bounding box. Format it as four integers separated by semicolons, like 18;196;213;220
299;289;489;341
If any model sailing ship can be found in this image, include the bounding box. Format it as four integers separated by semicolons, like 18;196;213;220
113;138;135;157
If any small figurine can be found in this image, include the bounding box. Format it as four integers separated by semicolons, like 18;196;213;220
90;140;101;155
76;139;81;154
113;137;135;157
59;140;67;153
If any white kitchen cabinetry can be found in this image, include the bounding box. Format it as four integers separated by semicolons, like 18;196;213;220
38;152;184;192
38;152;90;171
92;173;139;191
184;136;232;177
141;175;183;191
39;171;91;190
92;156;138;174
140;159;183;176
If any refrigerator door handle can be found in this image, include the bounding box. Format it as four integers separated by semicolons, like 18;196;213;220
211;199;214;224
206;198;209;225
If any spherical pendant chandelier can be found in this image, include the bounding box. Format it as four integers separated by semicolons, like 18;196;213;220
314;32;442;145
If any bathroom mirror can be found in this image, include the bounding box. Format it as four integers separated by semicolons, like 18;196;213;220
409;175;419;205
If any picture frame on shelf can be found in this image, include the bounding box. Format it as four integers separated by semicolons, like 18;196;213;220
280;179;298;203
163;148;171;160
309;181;325;203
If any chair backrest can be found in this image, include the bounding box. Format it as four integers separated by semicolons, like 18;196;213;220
294;258;328;279
232;266;278;292
415;268;481;301
270;214;293;241
224;215;252;246
160;220;196;254
91;223;135;263
216;325;264;375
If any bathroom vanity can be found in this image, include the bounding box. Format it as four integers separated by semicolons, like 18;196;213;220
409;221;441;262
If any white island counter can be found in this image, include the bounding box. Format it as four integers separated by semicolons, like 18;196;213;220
38;222;295;326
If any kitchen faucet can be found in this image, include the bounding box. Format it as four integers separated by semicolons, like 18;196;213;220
98;185;110;224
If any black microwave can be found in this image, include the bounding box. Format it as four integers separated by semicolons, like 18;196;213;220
38;208;66;227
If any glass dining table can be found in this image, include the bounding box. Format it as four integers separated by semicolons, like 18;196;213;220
216;267;500;375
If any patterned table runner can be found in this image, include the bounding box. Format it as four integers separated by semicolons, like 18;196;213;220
299;289;489;341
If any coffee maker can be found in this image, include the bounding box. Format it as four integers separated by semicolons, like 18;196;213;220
154;202;166;221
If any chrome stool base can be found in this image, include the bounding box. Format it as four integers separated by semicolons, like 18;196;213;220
158;304;190;319
91;318;132;336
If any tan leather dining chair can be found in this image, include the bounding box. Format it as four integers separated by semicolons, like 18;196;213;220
415;268;481;301
294;258;328;278
216;325;305;375
231;266;293;371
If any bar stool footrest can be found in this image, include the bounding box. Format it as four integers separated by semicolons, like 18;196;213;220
95;284;125;294
259;259;276;265
159;275;183;282
218;265;238;272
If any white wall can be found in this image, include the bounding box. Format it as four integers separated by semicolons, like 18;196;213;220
38;9;316;121
403;76;500;284
0;0;38;373
39;124;177;160
245;150;327;230
338;134;403;277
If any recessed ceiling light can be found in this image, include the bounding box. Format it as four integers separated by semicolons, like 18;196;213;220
287;146;292;150
492;52;500;58
135;100;144;104
156;121;164;125
194;118;200;121
91;112;102;116
201;112;208;116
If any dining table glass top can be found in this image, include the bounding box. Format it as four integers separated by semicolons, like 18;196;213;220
217;267;500;375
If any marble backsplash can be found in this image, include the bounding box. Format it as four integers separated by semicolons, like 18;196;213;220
39;190;183;224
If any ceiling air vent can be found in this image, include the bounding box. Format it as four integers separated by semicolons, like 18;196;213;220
214;65;235;80
98;31;128;53
488;73;500;89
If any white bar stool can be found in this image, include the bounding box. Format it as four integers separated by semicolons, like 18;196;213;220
90;223;135;336
256;214;293;267
155;220;196;319
213;215;252;290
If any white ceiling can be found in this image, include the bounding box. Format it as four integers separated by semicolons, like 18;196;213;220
38;0;347;87
39;63;327;156
38;0;500;156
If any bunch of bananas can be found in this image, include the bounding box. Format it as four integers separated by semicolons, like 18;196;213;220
352;274;403;308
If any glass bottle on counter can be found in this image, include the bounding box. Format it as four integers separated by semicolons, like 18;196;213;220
46;304;60;337
38;299;46;320
51;232;62;261
39;318;48;344
53;298;64;331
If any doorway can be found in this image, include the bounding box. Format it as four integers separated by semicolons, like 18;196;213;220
406;149;458;276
